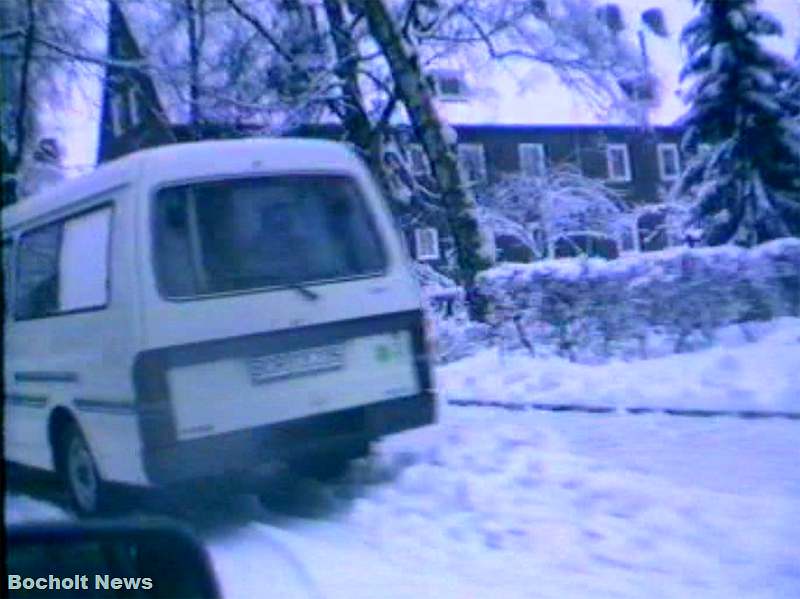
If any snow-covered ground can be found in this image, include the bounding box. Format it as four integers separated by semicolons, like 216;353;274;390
440;317;800;414
6;318;800;598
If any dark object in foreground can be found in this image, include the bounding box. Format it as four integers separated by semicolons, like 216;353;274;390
5;519;221;598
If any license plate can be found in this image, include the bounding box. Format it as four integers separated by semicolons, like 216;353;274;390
247;344;345;384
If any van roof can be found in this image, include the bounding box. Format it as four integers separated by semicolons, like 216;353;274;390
2;138;361;233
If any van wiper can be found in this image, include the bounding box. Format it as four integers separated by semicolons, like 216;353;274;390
285;282;319;301
219;273;320;300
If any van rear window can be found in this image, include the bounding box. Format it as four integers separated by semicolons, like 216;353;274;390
153;174;387;298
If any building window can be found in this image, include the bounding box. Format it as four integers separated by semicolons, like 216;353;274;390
408;144;430;176
128;87;141;127
414;227;440;261
110;93;126;137
519;143;547;177
657;143;680;181
431;70;467;101
458;143;487;184
606;143;631;182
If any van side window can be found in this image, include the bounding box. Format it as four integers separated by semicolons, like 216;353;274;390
16;206;112;320
16;222;62;319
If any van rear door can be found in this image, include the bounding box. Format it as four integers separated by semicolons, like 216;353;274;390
140;173;428;442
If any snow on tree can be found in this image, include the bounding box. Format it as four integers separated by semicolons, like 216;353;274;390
675;0;800;246
782;38;800;120
406;0;645;122
115;0;329;133
479;167;630;259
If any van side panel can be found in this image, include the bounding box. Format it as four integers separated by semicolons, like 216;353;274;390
3;184;149;485
77;181;149;485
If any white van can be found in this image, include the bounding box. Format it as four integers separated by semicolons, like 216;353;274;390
2;139;436;514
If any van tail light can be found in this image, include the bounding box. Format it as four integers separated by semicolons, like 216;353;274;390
421;312;437;358
411;312;436;394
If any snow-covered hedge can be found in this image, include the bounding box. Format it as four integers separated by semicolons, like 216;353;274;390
413;263;493;363
477;239;800;359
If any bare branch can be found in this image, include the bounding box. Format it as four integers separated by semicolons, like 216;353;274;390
224;0;295;64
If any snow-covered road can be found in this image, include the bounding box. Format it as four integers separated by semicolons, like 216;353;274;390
7;405;800;599
6;320;800;598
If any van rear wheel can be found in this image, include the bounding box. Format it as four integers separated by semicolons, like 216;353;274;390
58;422;109;516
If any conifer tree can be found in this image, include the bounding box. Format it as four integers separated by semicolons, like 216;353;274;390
676;0;800;245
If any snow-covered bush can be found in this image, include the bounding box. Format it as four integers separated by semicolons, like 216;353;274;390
477;238;800;360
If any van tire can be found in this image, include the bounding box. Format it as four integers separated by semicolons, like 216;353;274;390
56;422;110;516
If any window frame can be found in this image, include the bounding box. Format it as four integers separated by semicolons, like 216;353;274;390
606;143;632;182
407;143;431;177
457;143;487;185
128;86;141;128
110;93;126;137
414;227;440;262
518;143;547;177
657;143;680;181
14;203;114;322
431;70;467;101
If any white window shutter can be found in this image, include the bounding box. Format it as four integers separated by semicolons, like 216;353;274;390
657;143;680;181
519;143;546;177
606;143;631;182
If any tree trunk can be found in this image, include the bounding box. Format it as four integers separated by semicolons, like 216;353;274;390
321;0;388;192
185;0;202;130
3;0;37;205
357;0;495;320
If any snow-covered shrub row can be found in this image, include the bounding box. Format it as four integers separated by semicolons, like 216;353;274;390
476;238;800;359
412;263;492;363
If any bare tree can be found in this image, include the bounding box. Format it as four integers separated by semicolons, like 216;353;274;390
356;0;496;319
